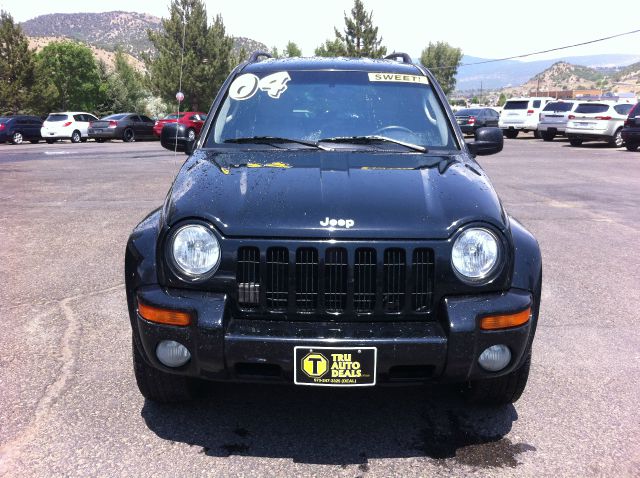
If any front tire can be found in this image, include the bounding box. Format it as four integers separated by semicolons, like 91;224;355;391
11;132;24;144
569;138;583;147
123;128;135;142
541;131;555;142
46;139;55;144
30;140;40;144
464;353;531;406
626;143;638;152
533;130;541;139
71;130;81;143
95;138;105;143
504;129;519;139
132;336;197;403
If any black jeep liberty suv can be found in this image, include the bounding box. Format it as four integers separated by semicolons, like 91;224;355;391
125;52;542;405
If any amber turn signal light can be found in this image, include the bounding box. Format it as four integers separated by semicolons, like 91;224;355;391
480;308;530;331
137;301;192;326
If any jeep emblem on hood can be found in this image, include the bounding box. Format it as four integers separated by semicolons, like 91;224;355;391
320;217;355;229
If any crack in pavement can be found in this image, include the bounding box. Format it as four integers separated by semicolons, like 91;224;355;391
0;283;124;476
0;284;125;312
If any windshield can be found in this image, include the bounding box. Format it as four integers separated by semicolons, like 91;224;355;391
543;102;574;112
102;114;127;120
208;70;457;150
46;114;69;122
164;113;182;120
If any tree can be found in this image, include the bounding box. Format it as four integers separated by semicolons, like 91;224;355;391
315;0;385;58
32;41;101;113
112;48;147;111
420;42;463;96
269;46;280;59
0;11;35;114
284;41;302;58
314;38;346;57
94;49;148;116
146;0;234;112
498;93;507;107
335;0;386;57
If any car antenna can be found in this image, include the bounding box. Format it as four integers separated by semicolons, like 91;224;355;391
174;7;188;165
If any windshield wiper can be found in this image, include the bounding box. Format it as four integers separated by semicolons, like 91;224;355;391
224;136;328;150
319;135;427;152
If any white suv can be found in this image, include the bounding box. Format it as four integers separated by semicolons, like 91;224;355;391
499;97;554;138
565;102;634;147
41;112;99;144
538;100;578;141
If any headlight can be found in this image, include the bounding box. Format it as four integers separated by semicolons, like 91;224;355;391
170;224;220;278
451;228;500;282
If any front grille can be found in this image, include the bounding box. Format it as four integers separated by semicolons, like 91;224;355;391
237;246;260;307
354;248;376;313
237;245;434;316
383;248;406;313
295;248;318;312
266;247;288;310
325;248;348;313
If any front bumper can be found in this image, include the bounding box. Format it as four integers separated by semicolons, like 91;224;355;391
132;286;535;385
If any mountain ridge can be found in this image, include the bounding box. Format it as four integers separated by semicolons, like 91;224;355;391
20;11;268;61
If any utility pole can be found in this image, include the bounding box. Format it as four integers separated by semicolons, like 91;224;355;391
480;81;483;105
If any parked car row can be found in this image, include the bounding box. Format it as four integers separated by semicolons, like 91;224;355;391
454;97;639;150
0;111;207;145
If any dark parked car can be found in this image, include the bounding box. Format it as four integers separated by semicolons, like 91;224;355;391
126;52;541;406
454;108;500;134
621;102;640;151
0;115;43;144
88;113;157;142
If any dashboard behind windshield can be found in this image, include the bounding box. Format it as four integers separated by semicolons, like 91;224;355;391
207;70;458;150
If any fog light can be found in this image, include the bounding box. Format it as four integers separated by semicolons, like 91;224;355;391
478;344;511;372
156;340;191;368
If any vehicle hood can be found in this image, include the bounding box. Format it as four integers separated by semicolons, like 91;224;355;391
163;150;507;240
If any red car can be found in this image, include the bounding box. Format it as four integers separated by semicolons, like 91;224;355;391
153;112;207;140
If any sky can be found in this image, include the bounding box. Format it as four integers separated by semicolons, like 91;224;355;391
3;0;640;61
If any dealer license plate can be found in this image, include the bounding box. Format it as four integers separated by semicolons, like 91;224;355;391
294;346;377;386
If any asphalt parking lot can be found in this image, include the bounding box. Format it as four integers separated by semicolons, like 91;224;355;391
0;136;638;477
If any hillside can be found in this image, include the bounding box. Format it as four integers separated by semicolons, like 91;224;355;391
27;36;145;72
614;61;640;89
22;11;161;59
500;61;640;97
21;11;268;61
455;54;640;91
528;62;604;90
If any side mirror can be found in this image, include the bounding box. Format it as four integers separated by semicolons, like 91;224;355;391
160;122;196;155
466;127;504;156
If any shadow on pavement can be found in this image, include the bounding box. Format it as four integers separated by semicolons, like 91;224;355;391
141;383;534;468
